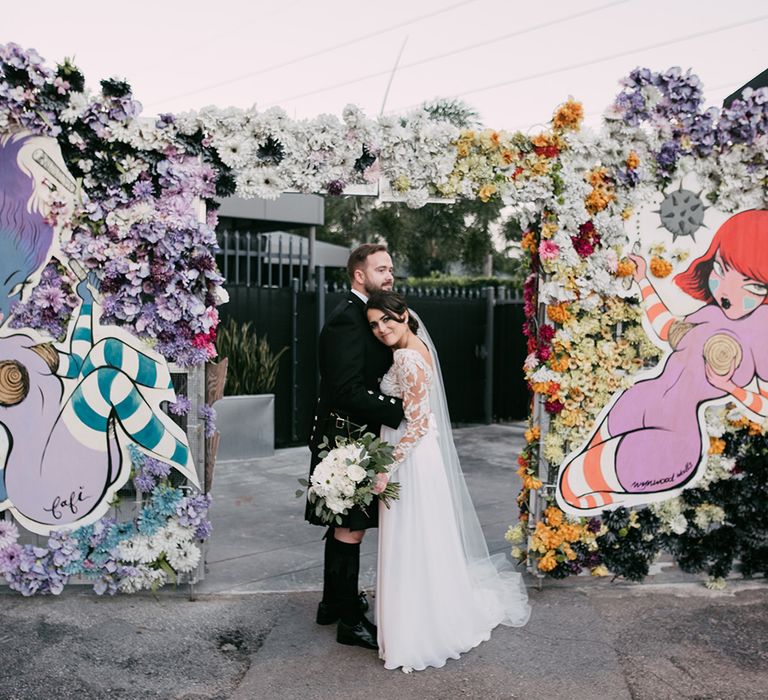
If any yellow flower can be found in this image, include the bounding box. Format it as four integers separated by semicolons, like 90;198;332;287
393;175;410;192
538;550;558;572
621;208;633;220
505;523;526;544
457;142;470;158
478;183;497;202
649;256;673;278
708;437;726;455
540;222;558;239
590;565;610;577
552;98;584;131
626;151;640;169
510;546;524;560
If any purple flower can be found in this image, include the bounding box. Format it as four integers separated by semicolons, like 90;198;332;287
168;394;192;416
199;403;217;438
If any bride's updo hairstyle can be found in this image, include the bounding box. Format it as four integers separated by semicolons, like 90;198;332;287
366;290;419;334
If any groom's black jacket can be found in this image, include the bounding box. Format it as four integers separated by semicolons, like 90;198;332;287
305;291;404;529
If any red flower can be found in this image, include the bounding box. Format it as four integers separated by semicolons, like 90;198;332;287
544;399;564;414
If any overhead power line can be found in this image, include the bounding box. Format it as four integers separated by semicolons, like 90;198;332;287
267;0;631;106
147;0;480;108
444;13;768;102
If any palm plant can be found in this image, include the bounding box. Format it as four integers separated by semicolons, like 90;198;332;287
216;318;288;396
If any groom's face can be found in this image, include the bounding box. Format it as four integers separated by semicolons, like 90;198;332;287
359;251;394;294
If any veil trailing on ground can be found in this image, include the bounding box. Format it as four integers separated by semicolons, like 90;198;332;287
414;313;531;627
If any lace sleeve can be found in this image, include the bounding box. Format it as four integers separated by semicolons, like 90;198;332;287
389;352;432;473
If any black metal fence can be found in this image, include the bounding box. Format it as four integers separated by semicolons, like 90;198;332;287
216;230;529;446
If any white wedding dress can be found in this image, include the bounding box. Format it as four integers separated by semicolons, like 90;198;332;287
376;347;530;672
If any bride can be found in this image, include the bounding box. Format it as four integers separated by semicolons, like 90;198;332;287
366;290;530;672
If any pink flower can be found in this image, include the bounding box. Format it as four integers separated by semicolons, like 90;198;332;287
538;240;560;261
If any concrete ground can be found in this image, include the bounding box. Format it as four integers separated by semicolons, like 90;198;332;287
1;424;766;700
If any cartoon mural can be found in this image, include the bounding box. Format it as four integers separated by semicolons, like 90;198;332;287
557;197;768;516
0;131;197;536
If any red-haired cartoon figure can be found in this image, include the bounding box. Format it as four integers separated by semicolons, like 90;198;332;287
557;210;768;515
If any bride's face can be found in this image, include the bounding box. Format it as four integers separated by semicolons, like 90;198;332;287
367;308;409;349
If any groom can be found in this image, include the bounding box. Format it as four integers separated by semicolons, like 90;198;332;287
306;243;404;650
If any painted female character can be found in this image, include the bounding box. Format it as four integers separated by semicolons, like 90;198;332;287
0;132;74;325
557;209;768;515
0;273;196;533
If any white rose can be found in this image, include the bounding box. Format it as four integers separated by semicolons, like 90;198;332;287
346;464;367;483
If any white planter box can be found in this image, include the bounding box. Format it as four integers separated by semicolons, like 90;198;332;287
215;394;275;460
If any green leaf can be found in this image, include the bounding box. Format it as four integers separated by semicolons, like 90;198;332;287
295;489;305;498
297;478;309;486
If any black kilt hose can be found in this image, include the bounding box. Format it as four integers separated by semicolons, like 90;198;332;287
306;292;404;530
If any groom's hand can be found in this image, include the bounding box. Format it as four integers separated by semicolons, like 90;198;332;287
372;472;390;495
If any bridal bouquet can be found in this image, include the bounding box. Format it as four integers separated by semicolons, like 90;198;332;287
298;432;400;526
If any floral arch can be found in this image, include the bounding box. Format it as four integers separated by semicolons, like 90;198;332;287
0;43;765;594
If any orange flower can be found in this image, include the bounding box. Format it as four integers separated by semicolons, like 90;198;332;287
649;256;673;278
457;142;470;158
547;303;571;325
478;183;497;202
626;151;641;169
549;355;570;372
538;550;558;572
501;149;516;164
524;425;541;443
728;416;750;429
522;473;543;490
616;259;635;277
534;522;564;549
560;523;583;543
585;187;615;214
521;231;538;253
708;437;726;455
552;98;584;131
748;421;764;436
587;167;610;187
562;543;578;561
544;506;564;527
490;130;501;147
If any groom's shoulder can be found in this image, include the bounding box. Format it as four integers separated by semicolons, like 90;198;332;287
326;294;363;327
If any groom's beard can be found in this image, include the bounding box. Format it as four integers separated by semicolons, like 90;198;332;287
364;281;393;295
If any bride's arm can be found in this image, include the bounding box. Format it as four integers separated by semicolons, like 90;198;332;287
388;355;431;474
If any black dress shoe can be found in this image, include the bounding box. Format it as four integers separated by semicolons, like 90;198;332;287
360;615;377;638
316;592;370;625
336;620;378;650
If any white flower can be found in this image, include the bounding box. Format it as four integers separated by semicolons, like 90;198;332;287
166;541;202;573
669;514;688;535
346;463;367;483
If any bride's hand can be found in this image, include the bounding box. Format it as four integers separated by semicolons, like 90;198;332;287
372;472;390;495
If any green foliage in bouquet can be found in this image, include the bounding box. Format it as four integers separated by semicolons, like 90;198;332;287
216;318;288;395
297;431;400;526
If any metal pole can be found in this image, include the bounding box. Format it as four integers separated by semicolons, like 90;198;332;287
316;266;326;395
291;277;300;443
308;226;317;292
484;286;495;425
